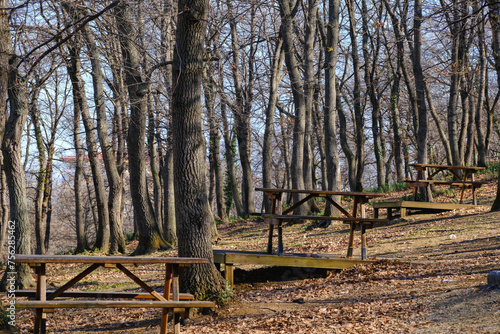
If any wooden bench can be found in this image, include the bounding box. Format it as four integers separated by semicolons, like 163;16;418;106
406;179;486;204
373;200;477;219
261;214;388;259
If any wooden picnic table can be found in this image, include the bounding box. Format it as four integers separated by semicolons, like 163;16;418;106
13;255;213;334
408;164;486;204
256;188;386;260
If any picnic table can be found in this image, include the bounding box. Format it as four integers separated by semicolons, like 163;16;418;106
407;164;486;204
13;255;214;334
256;188;387;260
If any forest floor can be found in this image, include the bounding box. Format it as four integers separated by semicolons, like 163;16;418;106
1;176;500;333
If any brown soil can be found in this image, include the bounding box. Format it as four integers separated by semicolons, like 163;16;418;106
1;181;500;333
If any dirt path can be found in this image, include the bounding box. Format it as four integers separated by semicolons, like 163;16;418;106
2;196;500;333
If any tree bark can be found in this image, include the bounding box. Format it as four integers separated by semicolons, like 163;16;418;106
172;0;227;299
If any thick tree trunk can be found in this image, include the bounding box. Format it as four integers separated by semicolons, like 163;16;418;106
1;56;33;289
115;2;168;254
172;0;227;300
486;0;500;211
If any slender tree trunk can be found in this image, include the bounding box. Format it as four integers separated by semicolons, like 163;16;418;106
172;0;227;299
73;78;87;253
263;41;284;212
226;0;255;215
65;38;110;252
413;0;428;165
323;0;341;214
475;1;488;167
115;2;168;254
346;0;364;191
279;0;307;213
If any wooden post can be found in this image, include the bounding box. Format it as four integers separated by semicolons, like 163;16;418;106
160;264;173;334
172;265;181;334
361;224;367;260
34;263;47;334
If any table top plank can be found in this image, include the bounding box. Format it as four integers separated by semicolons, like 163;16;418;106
255;188;385;198
409;164;485;171
14;255;209;265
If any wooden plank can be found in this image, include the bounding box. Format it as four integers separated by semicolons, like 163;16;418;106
219;252;376;269
261;214;388;223
409;164;485;171
255;188;385;198
16;290;195;300
14;255;210;265
372;200;476;210
15;300;215;309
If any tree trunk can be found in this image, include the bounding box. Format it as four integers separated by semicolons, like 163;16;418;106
413;0;428;165
323;0;341;214
346;0;365;191
279;0;307;213
226;0;255;216
263;40;284;212
486;0;500;211
65;39;110;253
1;55;33;289
172;0;227;300
115;2;168;254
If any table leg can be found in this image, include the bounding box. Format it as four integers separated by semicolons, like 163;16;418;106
277;220;283;256
267;223;274;254
361;224;367;260
34;263;47;334
160;264;173;334
172;265;181;334
346;223;356;258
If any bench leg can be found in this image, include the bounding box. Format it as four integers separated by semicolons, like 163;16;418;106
374;208;379;219
400;207;407;217
225;263;234;286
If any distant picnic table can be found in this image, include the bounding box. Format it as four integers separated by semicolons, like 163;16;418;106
256;188;387;260
13;255;214;334
407;164;486;205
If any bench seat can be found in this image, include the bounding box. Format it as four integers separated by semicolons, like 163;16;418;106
406;180;485;187
261;214;388;224
15;290;194;300
14;300;215;310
